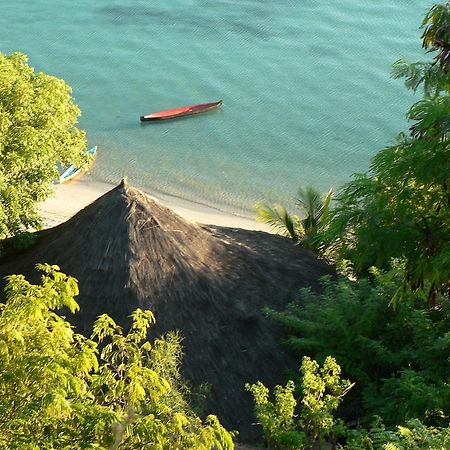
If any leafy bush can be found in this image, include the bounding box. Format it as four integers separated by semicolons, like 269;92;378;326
0;264;234;449
268;265;450;427
246;356;352;450
246;355;449;450
345;418;450;450
246;379;304;449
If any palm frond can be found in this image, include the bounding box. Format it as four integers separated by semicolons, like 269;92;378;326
297;186;323;221
255;202;301;241
318;188;333;226
296;186;333;233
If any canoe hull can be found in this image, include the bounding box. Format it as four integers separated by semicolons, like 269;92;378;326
59;146;97;184
140;100;223;121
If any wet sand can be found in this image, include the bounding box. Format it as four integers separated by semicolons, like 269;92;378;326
38;175;271;232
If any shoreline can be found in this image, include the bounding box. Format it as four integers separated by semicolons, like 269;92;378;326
38;175;272;232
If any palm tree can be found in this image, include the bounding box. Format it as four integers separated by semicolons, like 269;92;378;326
256;186;333;249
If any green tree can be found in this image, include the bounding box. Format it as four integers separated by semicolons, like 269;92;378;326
246;356;352;450
300;357;353;449
0;52;88;237
322;3;450;305
267;265;450;428
245;379;303;449
0;264;234;449
256;186;333;249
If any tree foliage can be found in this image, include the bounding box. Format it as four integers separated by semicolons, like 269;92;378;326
247;354;449;450
0;265;234;449
346;417;450;450
321;3;450;305
267;265;450;429
0;52;88;237
246;356;351;450
245;379;302;449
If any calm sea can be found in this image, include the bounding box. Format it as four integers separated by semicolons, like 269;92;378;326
1;0;434;217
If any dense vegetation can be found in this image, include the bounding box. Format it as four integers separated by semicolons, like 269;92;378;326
0;52;88;238
266;266;449;441
0;264;234;449
247;356;450;449
246;356;353;449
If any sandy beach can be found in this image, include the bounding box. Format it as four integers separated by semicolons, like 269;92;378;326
38;175;271;232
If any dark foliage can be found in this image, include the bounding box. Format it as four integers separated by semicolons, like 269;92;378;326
268;266;450;428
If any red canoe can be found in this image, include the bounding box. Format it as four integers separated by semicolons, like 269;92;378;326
140;100;223;121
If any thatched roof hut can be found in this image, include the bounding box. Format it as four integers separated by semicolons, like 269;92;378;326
0;180;332;443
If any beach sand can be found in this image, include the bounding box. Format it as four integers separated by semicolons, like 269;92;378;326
38;175;271;232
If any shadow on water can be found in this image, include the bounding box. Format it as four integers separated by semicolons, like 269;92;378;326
97;6;176;25
96;4;276;40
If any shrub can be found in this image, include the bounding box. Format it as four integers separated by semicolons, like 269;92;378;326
246;356;352;450
0;264;234;449
268;265;450;427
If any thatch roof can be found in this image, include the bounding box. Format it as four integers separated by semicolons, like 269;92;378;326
0;180;333;443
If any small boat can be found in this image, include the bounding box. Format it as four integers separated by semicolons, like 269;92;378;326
140;100;223;121
58;146;97;184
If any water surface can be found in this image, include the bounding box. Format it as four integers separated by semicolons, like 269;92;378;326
1;0;434;216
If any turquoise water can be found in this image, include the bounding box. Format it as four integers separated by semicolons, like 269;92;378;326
1;0;434;217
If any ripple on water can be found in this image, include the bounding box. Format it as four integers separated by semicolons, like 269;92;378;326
0;0;434;216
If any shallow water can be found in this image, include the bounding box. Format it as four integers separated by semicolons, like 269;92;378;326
1;0;433;216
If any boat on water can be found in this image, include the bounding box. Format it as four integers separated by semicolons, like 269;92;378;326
140;100;223;121
58;146;97;184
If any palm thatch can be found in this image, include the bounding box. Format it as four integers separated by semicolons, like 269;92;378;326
0;180;333;443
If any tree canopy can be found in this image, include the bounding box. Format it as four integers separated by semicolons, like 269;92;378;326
321;3;450;305
0;52;87;237
0;264;234;449
268;264;450;430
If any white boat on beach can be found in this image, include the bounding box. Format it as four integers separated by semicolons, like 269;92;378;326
59;146;97;184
